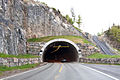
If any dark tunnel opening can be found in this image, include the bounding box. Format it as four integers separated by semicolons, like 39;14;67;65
42;41;79;62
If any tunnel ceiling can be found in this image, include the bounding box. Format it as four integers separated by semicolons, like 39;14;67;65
42;40;79;62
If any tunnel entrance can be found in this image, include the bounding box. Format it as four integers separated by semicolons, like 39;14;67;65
40;39;81;62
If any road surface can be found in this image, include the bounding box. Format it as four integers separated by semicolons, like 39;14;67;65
92;36;115;55
1;63;120;80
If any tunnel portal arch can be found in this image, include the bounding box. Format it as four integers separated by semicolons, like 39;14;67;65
40;39;81;62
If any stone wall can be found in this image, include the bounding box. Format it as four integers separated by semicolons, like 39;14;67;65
26;42;45;55
77;43;100;57
27;42;100;57
0;57;41;67
0;0;80;55
79;58;120;64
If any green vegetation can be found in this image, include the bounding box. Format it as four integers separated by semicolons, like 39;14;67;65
41;2;48;6
118;49;120;52
0;53;40;58
70;8;75;22
97;32;103;36
73;26;81;32
112;48;120;54
27;35;92;44
97;29;104;36
117;49;120;54
87;53;120;58
0;63;39;75
106;24;120;42
65;15;74;24
52;7;57;11
76;15;82;28
66;8;82;32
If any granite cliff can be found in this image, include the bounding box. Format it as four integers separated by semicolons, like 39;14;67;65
0;0;80;55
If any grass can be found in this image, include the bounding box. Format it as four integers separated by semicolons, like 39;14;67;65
112;48;120;54
0;63;39;75
118;49;120;51
0;53;40;58
27;35;92;44
73;26;81;32
117;49;120;54
87;53;120;58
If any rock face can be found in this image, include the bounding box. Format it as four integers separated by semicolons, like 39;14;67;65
102;35;120;50
0;0;80;55
25;1;80;38
0;0;26;55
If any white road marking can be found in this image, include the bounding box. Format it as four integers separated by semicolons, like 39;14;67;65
0;64;49;80
81;65;119;80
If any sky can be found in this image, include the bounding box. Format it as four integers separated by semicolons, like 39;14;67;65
35;0;120;35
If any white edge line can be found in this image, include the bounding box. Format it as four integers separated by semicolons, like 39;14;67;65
81;65;119;80
0;64;48;80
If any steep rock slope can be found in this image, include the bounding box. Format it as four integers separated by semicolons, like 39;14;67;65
24;1;80;38
0;0;80;55
0;0;26;55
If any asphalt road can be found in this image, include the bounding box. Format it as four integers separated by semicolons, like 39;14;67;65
92;36;115;55
1;63;120;80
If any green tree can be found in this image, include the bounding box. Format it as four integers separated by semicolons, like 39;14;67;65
70;8;75;23
106;24;120;42
65;15;74;24
66;15;69;21
76;15;81;28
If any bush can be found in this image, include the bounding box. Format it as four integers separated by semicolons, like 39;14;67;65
106;25;120;42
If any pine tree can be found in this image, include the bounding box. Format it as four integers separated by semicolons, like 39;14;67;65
76;15;81;28
70;8;75;23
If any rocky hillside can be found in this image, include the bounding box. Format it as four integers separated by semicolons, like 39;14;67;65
104;24;120;50
0;0;80;55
